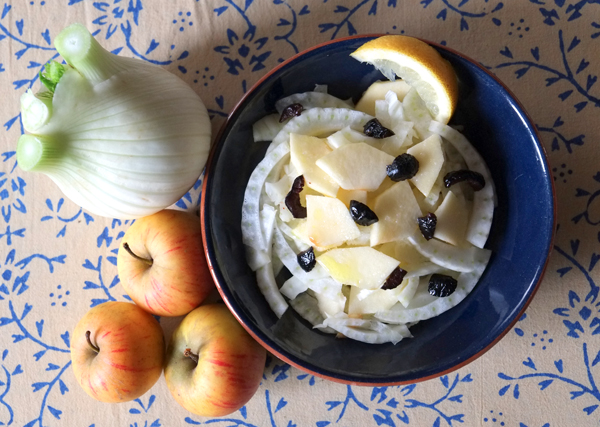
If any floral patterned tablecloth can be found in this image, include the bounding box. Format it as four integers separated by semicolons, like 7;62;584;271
1;1;599;426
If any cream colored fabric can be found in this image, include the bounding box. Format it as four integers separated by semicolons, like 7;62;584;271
0;1;597;426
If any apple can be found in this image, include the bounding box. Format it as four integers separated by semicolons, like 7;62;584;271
70;301;165;403
117;209;213;317
164;303;267;417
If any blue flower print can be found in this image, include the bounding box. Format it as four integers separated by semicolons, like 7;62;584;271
214;28;270;77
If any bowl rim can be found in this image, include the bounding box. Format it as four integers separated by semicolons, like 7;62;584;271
200;33;557;386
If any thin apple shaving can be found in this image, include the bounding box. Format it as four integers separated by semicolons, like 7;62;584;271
428;120;495;248
242;78;496;344
267;107;373;153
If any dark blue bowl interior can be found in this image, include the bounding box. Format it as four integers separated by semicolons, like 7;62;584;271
202;36;555;384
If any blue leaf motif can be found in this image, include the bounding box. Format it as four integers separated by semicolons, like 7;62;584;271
368;0;377;15
59;379;69;395
145;39;159;55
401;383;416;395
586;75;597;91
3;116;19;131
325;401;341;411
440;375;449;388
373;409;394;427
461;373;473;382
513;383;520;399
371;387;388;403
523;357;537;370
61;331;70;348
500;47;513;58
12;365;22;375
47;406;62;419
129;408;141;414
568;36;581;52
433;417;441;427
84;281;100;290
499;384;510;396
437;8;447;20
583;405;598;415
347;21;357;36
275;397;287;412
32;382;49;392
214;6;228;16
569;290;581;307
539;379;553;390
460;17;469;31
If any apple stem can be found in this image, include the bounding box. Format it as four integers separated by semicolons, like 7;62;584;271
122;242;153;266
183;348;199;364
85;331;100;353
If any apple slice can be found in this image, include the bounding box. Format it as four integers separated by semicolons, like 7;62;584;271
316;142;394;191
433;190;469;246
406;133;445;196
336;188;367;207
316;246;399;290
403;87;432;140
370;181;422;246
290;133;339;197
305;195;360;248
355;80;412;116
347;285;403;315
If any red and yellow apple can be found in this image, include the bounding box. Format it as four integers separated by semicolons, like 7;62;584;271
117;209;214;317
164;303;267;417
70;301;165;403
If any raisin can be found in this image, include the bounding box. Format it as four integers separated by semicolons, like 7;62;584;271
349;200;379;226
428;274;457;297
417;212;437;240
444;169;486;191
279;103;304;122
381;267;408;290
363;118;395;139
285;175;307;218
386;153;419;182
297;247;316;272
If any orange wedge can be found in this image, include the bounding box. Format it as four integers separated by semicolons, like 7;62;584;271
351;35;459;124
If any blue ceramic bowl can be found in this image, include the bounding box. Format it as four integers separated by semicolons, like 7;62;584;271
200;35;555;385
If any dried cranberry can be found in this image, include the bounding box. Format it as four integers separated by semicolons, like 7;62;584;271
444;170;485;191
279;103;304;122
297;247;316;272
386;153;419;182
418;213;437;240
363;118;395;139
428;274;457;297
349;200;379;226
285;175;307;218
381;267;408;290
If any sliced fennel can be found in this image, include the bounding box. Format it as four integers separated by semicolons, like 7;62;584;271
16;23;211;219
241;80;495;345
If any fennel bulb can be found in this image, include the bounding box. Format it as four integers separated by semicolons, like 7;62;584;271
17;23;211;219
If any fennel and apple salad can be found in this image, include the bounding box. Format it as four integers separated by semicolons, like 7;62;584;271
241;42;495;345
